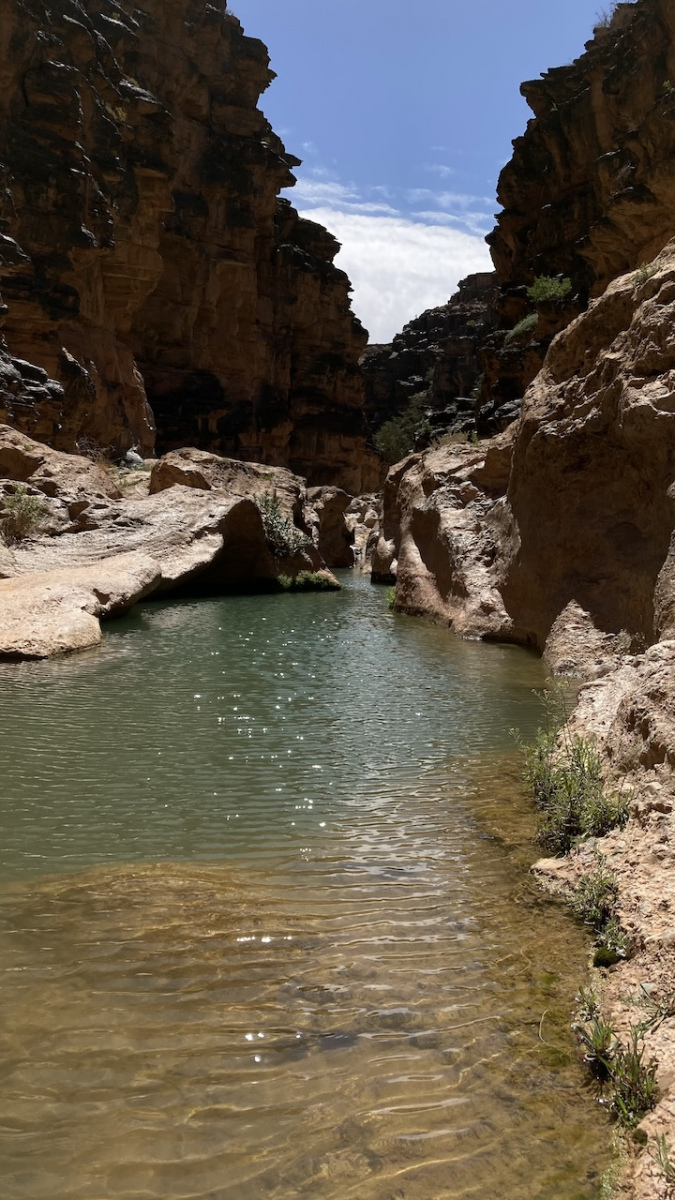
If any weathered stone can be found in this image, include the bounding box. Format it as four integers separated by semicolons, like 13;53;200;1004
484;0;675;414
376;242;675;665
305;487;354;568
361;272;497;441
0;0;382;491
0;430;337;657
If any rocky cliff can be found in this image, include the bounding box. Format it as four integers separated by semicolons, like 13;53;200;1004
0;0;382;492
370;0;675;434
376;241;675;667
360;272;498;440
483;0;675;409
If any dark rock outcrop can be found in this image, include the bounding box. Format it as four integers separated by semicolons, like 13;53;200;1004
361;272;497;439
0;0;382;491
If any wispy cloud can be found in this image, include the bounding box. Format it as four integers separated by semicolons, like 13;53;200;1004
424;164;455;179
411;209;493;236
407;188;493;211
297;207;493;343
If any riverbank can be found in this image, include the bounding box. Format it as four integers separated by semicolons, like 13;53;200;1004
373;245;675;1199
0;427;375;658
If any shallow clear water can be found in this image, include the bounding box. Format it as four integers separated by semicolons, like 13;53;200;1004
0;573;610;1198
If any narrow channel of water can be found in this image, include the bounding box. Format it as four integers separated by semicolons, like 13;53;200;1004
0;573;610;1198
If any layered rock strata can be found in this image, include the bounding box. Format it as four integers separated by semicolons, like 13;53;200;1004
483;0;675;410
360;272;497;438
0;0;381;491
0;426;346;658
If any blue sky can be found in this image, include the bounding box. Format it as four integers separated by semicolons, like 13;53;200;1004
230;0;622;340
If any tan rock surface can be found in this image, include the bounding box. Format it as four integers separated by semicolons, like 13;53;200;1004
377;242;675;664
0;552;160;658
0;432;333;658
531;642;675;1199
305;486;354;568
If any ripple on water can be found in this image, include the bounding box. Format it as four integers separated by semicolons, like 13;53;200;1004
0;575;610;1197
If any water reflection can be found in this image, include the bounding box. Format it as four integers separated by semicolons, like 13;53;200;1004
0;575;609;1197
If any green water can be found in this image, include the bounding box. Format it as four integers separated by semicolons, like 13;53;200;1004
0;573;611;1198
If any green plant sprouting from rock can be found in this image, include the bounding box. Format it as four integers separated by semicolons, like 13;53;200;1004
650;1133;675;1188
571;854;631;966
573;995;659;1128
504;312;538;345
526;275;573;303
522;695;629;855
256;492;311;557
1;485;46;544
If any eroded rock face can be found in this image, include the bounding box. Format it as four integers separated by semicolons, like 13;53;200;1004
490;0;675;302
0;425;341;657
483;0;675;411
0;0;381;491
377;242;675;667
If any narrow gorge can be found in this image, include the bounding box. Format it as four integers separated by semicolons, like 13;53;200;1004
3;1;675;1198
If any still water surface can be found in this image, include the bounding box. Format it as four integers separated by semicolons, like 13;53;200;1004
0;573;610;1197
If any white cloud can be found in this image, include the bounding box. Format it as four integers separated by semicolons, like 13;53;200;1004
425;164;455;179
297;207;493;343
412;209;493;236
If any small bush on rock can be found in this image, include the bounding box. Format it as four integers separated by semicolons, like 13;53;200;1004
573;1010;659;1128
277;571;340;592
523;715;628;855
504;313;538;345
526;275;573;303
1;486;46;543
257;492;311;557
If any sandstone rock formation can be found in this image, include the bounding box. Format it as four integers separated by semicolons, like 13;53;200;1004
0;425;344;658
377;241;675;670
483;0;675;411
0;0;382;492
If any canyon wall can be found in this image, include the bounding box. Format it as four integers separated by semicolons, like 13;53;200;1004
377;241;675;673
483;0;675;409
360;273;499;440
372;0;675;437
0;0;381;492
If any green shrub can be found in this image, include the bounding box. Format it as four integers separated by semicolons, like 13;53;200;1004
526;275;573;303
374;393;431;465
523;722;628;855
574;1015;616;1081
572;857;619;929
386;586;396;611
633;262;658;287
610;1028;659;1127
504;312;538;345
277;571;340;592
257;492;311;557
570;854;631;965
576;986;601;1022
574;1018;659;1127
1;486;46;543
